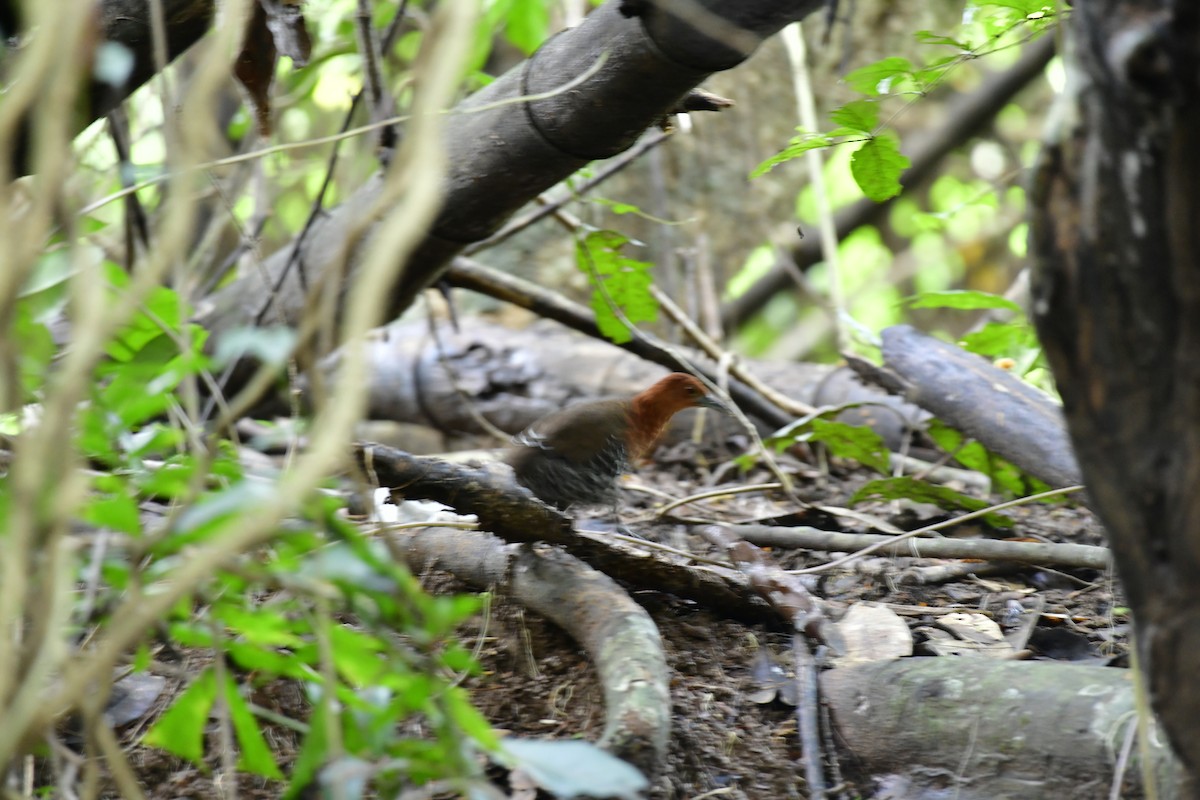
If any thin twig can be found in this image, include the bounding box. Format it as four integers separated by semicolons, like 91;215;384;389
794;633;827;799
791;485;1086;574
463;129;673;256
651;283;815;418
782;22;846;352
446;256;792;428
77;50;612;219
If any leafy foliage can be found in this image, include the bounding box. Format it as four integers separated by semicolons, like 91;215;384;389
851;477;1015;529
903;288;1047;380
576;230;659;345
7;258;499;794
925;420;1052;498
765;417;892;476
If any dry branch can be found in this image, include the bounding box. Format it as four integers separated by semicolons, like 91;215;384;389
343;316;924;451
354;443;780;625
733;523;1111;571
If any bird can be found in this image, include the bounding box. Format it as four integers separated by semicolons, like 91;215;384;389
505;373;730;512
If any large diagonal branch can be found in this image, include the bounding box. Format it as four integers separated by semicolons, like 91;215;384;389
4;0;217;177
194;0;824;395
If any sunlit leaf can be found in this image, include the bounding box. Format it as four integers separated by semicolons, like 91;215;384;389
81;488;141;535
914;30;969;48
576;230;658;345
960;321;1038;357
329;624;387;686
905;289;1023;313
844;57;913;95
505;0;549;55
850;133;909;201
750;132;833;178
829;99;879;134
217;605;308;648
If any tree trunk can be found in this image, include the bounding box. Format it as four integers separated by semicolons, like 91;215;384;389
1029;0;1200;788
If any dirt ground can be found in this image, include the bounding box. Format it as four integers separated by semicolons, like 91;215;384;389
109;444;1119;800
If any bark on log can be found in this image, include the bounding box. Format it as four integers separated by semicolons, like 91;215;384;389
1028;0;1200;786
340;318;924;449
822;658;1183;799
867;324;1081;489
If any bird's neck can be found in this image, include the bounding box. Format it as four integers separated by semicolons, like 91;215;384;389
627;391;688;459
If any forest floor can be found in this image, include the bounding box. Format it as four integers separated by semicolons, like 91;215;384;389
113;438;1118;800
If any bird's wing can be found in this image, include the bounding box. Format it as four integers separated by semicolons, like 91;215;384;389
512;402;630;459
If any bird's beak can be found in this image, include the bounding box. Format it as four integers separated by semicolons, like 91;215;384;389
697;393;732;414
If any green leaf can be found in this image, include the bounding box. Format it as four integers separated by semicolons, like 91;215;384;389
844;57;913;95
135;455;200;500
809;419;890;475
329;624;387;686
13;305;54;399
223;673;285;779
173;481;276;540
959;321;1038;357
980;0;1051;15
749;132;833;178
592;198;644;216
576;230;658;345
80;488;141;535
423;593;484;639
850;477;1014;528
217;605;308;648
501;738;648;799
301;541;398;593
850;132;909;202
226;641;306;676
905;289;1023;313
18;248;82;322
914;30;969;48
830;100;878;134
143;668;217;766
926;419;1038;497
106;286;187;361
